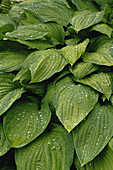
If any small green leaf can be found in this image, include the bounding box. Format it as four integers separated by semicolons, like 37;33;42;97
91;23;112;37
3;97;51;148
0;122;11;156
18;1;74;26
72;102;113;166
76;72;112;100
61;39;89;66
65;37;81;46
15;123;74;170
53;76;99;132
71;10;104;32
69;62;99;79
0;14;15;33
0;73;24;116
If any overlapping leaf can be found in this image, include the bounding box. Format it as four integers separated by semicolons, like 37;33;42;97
0;50;28;72
15;123;74;170
3;97;51;148
71;10;104;32
61;39;89;66
75;72;112;100
0;122;11;156
75;141;113;170
91;23;112;37
14;49;68;83
69;62;99;79
83;42;113;66
53;76;99;132
0;73;24;116
0;14;15;33
72;102;113;166
18;1;74;26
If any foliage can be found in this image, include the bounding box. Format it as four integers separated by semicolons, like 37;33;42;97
0;0;113;169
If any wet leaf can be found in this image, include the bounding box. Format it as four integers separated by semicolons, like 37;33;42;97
15;123;74;170
3;97;51;148
73;102;113;166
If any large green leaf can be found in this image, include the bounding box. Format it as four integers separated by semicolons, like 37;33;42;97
72;102;113;166
15;123;74;170
0;122;11;156
0;73;24;116
14;49;68;83
0;14;15;33
71;10;104;32
61;39;89;66
3;97;51;148
75;141;113;170
0;50;28;72
18;1;74;26
53;76;99;132
69;62;99;79
91;23;112;37
5;24;49;40
83;42;113;66
75;72;112;100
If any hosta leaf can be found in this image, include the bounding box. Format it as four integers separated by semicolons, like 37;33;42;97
0;122;11;156
0;50;28;72
83;42;113;66
94;0;113;5
18;1;74;26
0;14;15;33
75;142;113;170
53;76;99;132
65;37;81;46
69;62;99;79
71;0;98;11
27;49;68;83
61;39;89;66
72;102;113;166
91;23;112;37
82;52;113;66
76;72;112;100
6;24;49;40
15;123;74;170
16;39;54;50
3;97;51;148
0;73;24;116
71;10;104;32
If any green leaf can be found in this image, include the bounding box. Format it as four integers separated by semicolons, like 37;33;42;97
75;72;112;100
18;1;74;26
15;49;67;83
15;123;74;170
71;10;104;32
0;14;15;33
3;97;51;148
72;102;113;166
0;73;24;116
0;122;11;156
5;24;49;40
0;50;28;72
65;37;81;46
16;39;54;50
71;0;98;11
61;39;89;66
91;23;112;37
69;62;99;79
75;141;113;170
53;76;99;132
